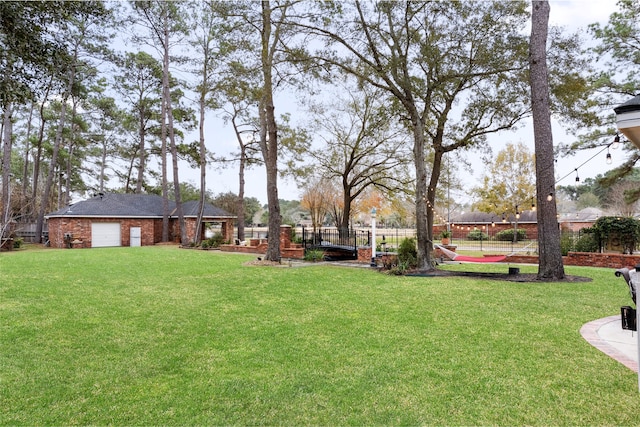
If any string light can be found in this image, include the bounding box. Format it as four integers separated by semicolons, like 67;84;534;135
422;132;622;230
553;133;622;189
612;134;620;149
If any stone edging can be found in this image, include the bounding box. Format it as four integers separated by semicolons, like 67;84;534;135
580;315;638;373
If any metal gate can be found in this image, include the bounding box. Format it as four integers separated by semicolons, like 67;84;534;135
301;227;370;260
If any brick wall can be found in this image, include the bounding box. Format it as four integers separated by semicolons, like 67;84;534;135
47;217;91;248
498;252;640;269
48;217;166;248
176;218;235;244
280;225;291;249
357;246;372;263
48;216;234;248
564;252;640;269
221;225;303;259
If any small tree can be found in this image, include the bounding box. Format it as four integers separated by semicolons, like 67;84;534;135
473;141;536;217
300;176;331;234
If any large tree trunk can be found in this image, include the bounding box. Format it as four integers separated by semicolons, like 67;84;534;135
339;187;351;239
195;81;208;245
411;113;433;271
236;139;246;242
160;88;169;242
64;101;79;206
260;0;282;262
20;101;34;209
260;92;282;261
161;7;186;245
2;103;12;236
135;105;146;193
426;148;445;269
231;115;247;242
530;0;565;280
31;79;53;220
36;65;75;243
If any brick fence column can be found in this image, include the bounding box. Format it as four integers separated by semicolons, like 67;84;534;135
280;225;292;249
222;221;235;243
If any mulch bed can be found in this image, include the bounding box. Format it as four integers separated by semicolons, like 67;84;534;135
406;269;592;283
241;258;591;283
243;259;290;267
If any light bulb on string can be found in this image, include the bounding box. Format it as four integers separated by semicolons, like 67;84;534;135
606;148;612;165
575;169;580;183
612;134;620;149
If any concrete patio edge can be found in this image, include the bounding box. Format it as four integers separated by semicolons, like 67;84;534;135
580;315;638;373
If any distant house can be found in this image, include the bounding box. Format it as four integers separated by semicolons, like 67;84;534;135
45;193;235;248
558;207;605;232
435;208;604;240
440;210;539;240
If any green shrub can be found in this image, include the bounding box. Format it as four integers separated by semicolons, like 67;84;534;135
495;229;527;241
559;232;574;256
385;263;409;275
201;241;210;249
574;233;599;253
467;229;489;241
290;226;300;243
12;237;23;249
586;216;640;254
397;237;417;269
304;249;324;262
204;233;225;248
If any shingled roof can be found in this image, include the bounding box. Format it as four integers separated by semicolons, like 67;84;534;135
45;193;235;219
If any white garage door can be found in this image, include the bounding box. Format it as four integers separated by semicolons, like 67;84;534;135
91;222;121;247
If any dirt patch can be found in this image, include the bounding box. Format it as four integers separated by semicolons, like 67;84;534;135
243;259;289;267
406;269;591;283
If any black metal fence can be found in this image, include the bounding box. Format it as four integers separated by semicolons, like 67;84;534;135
238;226;631;255
442;237;539;254
300;226;371;249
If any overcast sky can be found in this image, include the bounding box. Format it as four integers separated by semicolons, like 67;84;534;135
196;0;624;206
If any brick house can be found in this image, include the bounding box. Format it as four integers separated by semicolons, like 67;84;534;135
435;208;603;239
436;210;539;240
557;207;604;232
45;193;235;248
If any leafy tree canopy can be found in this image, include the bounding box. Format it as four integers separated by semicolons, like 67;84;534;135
472;142;536;215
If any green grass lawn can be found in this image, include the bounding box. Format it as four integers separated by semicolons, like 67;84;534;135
1;246;639;425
